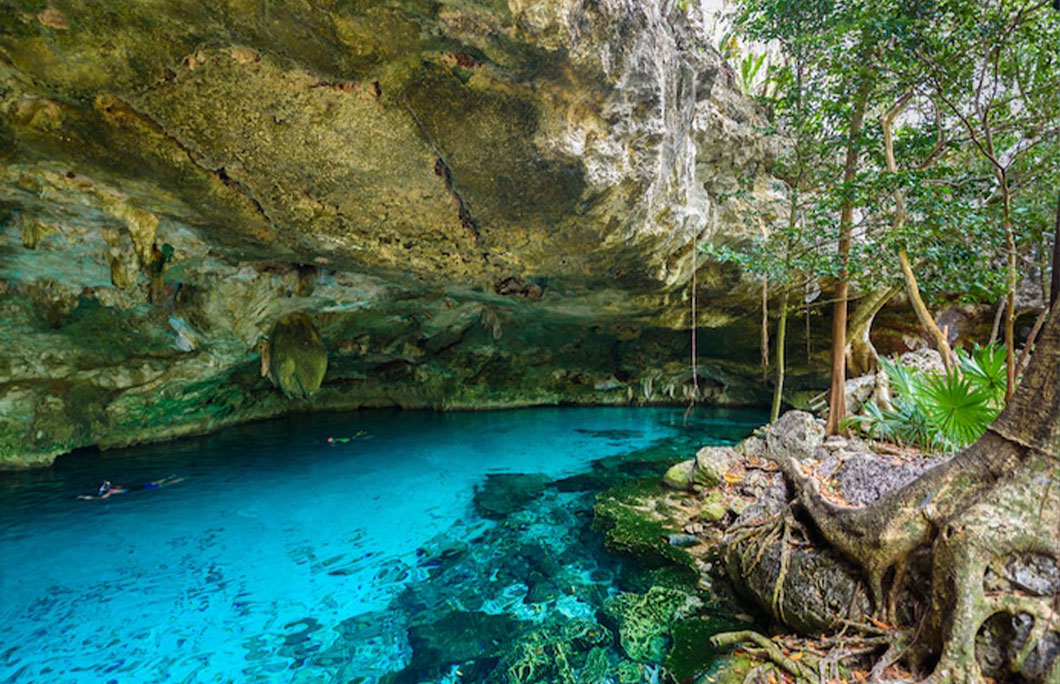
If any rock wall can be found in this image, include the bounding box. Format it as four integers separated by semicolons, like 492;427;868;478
0;0;818;468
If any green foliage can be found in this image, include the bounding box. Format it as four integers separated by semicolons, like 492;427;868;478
955;344;1008;406
920;371;998;447
738;51;767;95
844;350;1004;452
722;0;1058;309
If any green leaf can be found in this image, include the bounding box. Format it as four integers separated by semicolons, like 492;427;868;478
920;370;999;447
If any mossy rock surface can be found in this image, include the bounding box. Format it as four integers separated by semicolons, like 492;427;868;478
592;477;696;577
663;617;723;682
487;620;613;684
266;312;328;399
695;653;757;684
601;586;701;664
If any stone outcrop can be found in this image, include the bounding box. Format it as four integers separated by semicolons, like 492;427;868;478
263;312;328;399
0;1;811;467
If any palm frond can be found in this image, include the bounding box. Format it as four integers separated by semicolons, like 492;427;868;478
956;343;1007;406
921;369;999;447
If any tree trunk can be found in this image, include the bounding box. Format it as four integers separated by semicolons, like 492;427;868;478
1051;192;1059;307
897;249;956;368
771;287;789;423
825;75;872;436
845;285;900;377
1002;184;1017;401
880;94;956;369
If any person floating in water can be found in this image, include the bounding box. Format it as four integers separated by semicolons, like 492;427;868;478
326;431;370;445
78;475;183;500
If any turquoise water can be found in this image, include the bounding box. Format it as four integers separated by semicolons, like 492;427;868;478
0;407;765;683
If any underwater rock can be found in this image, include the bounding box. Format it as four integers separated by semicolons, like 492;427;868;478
473;473;552;519
592;479;697;581
663;617;724;682
404;611;524;678
263;313;328;399
665;533;700;548
600;586;701;663
487;620;612;684
524;572;564;604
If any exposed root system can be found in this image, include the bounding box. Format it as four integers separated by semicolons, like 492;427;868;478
718;305;1060;683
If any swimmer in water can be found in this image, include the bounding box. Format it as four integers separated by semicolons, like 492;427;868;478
326;431;370;445
78;475;183;500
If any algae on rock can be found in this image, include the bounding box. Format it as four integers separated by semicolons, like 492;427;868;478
601;585;701;664
262;312;328;399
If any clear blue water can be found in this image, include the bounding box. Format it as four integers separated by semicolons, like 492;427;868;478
0;407;765;684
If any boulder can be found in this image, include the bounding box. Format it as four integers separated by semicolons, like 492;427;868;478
693;445;736;487
765;411;824;463
662;460;695;490
405;611;524;676
720;468;871;632
899;348;945;374
696;491;728;523
844;373;877;415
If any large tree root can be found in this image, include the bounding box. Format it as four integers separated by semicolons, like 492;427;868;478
719;452;1058;682
710;630;903;684
726;304;1060;682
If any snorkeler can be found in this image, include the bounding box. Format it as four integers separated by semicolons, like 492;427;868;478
78;475;184;500
326;431;370;445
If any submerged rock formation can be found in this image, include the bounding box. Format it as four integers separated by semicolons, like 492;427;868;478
0;1;815;467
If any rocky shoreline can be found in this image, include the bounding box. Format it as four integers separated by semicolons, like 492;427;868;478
598;410;1059;682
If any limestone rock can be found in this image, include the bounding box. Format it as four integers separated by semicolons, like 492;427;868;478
696;491;728;523
899;348;945;374
0;0;807;466
844;373;877;415
265;313;328;399
693;445;736;487
662;459;695;490
721;535;872;634
765;411;824;463
600;586;701;663
404;611;523;678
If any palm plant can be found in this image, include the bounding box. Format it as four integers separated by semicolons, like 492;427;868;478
843;345;1005;452
955;344;1007;406
919;370;998;447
